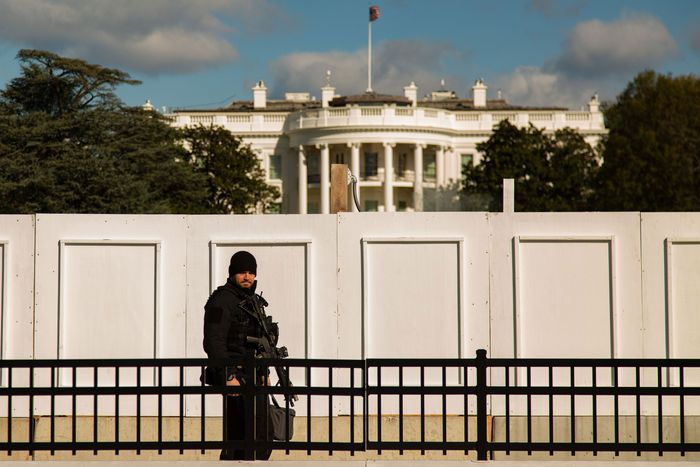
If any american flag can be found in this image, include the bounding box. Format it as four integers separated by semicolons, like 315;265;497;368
369;5;380;22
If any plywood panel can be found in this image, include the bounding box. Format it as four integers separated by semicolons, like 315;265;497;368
516;238;614;360
210;241;308;361
59;242;158;361
0;216;36;418
33;214;188;416
667;241;700;359
363;240;461;361
667;240;700;388
184;215;337;417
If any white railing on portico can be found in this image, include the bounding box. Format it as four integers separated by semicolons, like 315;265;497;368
169;106;605;136
286;106;605;133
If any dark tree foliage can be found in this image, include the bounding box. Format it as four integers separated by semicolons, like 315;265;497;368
0;49;209;214
0;107;210;213
180;124;280;213
0;49;277;214
1;49;140;117
594;71;700;211
463;121;599;211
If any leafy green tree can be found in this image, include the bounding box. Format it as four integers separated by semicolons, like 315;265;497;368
1;49;140;117
0;49;284;214
0;106;211;213
595;71;700;211
0;49;278;214
180;124;280;213
463;121;599;211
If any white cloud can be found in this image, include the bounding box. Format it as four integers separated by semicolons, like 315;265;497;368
553;13;677;77
0;0;290;73
270;40;466;98
268;13;677;110
270;39;606;109
493;13;678;108
493;66;603;108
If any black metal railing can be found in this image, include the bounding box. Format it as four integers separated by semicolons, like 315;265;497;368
1;350;699;460
483;351;700;459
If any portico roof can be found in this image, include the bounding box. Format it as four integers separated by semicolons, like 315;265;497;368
329;92;412;107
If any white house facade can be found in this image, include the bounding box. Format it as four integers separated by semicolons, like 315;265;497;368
168;79;606;214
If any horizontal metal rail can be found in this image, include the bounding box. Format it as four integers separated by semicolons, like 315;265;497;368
0;351;699;460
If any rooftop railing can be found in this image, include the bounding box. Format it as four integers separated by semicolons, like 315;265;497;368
171;107;606;135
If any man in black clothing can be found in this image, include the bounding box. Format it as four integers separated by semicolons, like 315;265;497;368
203;251;274;460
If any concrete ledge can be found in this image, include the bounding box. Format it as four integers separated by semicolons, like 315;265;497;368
491;416;700;461
3;415;699;462
0;461;695;466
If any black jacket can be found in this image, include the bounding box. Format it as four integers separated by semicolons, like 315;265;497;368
203;279;269;383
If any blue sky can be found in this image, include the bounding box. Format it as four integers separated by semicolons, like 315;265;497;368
0;0;698;110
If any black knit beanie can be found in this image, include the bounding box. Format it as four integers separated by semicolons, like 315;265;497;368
229;251;257;276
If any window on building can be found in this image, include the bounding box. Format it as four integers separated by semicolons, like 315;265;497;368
307;154;320;183
308;202;320;214
364;152;378;177
269;154;282;180
461;154;474;171
334;153;345;164
424;153;436;180
398;200;407;211
397;153;407;177
364;200;379;212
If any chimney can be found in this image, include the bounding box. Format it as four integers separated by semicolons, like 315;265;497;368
472;79;487;108
404;81;418;107
321;85;335;107
321;70;336;108
252;80;267;109
142;99;155;112
588;93;600;113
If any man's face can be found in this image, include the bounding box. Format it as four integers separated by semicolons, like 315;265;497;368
234;271;256;289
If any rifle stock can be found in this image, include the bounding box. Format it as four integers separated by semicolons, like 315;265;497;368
243;296;298;406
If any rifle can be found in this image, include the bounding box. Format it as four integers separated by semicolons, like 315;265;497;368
242;294;298;406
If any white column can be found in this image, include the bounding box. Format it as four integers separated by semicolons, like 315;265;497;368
436;145;445;188
319;144;330;214
413;143;424;211
349;142;361;212
298;146;307;214
454;148;462;181
447;147;456;183
383;142;395;212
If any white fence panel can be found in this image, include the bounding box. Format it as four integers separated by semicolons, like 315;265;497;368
489;213;643;416
183;214;337;417
337;212;490;415
33;214;188;416
2;212;700;417
641;213;700;415
0;215;35;417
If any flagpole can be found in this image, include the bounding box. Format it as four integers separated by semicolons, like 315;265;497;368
367;19;372;92
367;5;379;93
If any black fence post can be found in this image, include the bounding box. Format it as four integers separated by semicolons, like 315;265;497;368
363;359;369;454
476;349;488;461
243;355;256;460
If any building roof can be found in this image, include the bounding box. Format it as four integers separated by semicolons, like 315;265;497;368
418;98;567;112
329;92;412;107
173;99;321;113
173;91;568;113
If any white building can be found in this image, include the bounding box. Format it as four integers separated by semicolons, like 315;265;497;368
169;79;606;214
